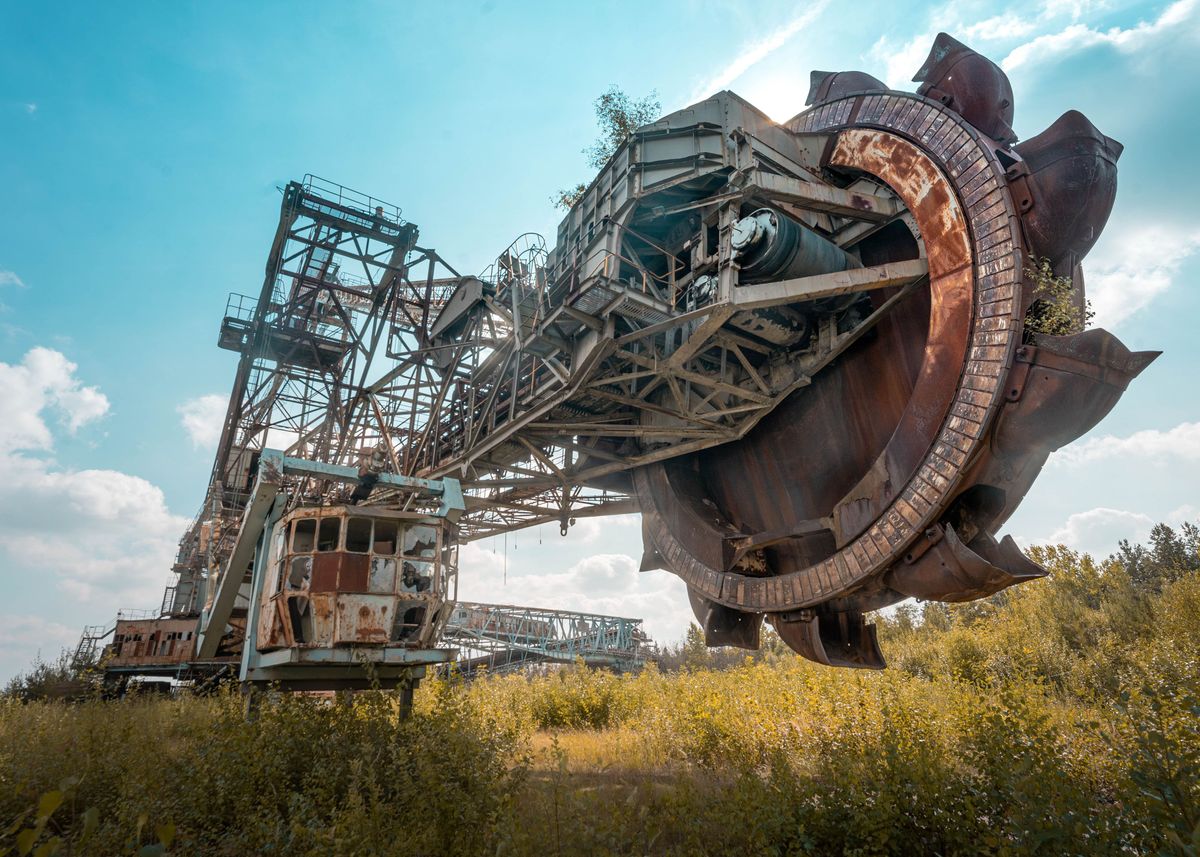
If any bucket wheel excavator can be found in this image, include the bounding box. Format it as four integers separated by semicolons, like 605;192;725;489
92;33;1156;686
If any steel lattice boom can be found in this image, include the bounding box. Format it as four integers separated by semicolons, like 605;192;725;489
442;602;649;677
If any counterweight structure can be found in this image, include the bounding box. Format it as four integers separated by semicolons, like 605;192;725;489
98;32;1156;679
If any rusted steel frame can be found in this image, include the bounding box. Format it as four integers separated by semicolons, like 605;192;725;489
587;387;735;432
460;475;562;490
207;189;302;502
697;401;772;420
743;170;901;221
244;372;289;430
418;255;438;338
731;259;929;311
461;498;640;540
609;217;687;277
599;348;666;400
712;328;776;355
408;339;473;467
476;452;563;481
329;300;399;466
585;367;661;389
495;444;566;482
481;294;516;329
365;344;419;395
647;191;744;219
427;337;618;478
527;424;726;438
613;305;714;347
349;234;379;289
465;490;587;514
689;385;724;414
567;279;920;489
544;278;916;489
464;344;517;451
605;241;669;303
664;306;735;370
615;348;773;405
663;374;694;420
560;305;605;331
723;339;771;395
367;394;403;474
633;373;667;403
547;436;626;465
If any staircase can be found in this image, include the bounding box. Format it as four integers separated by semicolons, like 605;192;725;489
71;622;115;670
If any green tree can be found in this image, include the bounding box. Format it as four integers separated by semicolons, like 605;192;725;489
1118;522;1200;592
554;85;661;210
1024;256;1094;338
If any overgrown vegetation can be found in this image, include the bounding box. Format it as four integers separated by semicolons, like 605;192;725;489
1024;256;1095;338
553;85;661;210
2;651;79;703
3;522;1199;855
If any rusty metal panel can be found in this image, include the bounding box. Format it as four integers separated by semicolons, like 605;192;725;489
311;554;339;593
337;553;370;592
334;595;392;645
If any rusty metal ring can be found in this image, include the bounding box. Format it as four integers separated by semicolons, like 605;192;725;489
642;91;1024;613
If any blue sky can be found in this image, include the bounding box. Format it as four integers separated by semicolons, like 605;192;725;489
1;0;1198;680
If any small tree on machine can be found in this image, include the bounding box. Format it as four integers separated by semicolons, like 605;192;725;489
1024;257;1095;337
554;85;660;210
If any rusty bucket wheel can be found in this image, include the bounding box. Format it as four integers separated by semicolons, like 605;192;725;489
636;90;1033;667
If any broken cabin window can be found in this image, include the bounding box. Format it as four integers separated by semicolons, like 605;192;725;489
293;518;317;553
392;602;427;642
288;556;312;590
373;520;397;555
403;525;438;558
400;560;434;594
368;557;396;593
317;517;340;552
345;517;372;553
287;595;311;644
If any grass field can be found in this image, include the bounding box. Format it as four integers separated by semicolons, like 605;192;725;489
3;543;1199;856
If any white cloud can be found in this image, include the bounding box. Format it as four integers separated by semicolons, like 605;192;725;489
1168;504;1200;526
687;1;830;103
1001;0;1199;71
1052;420;1200;467
456;543;692;647
23;103;36;115
868;31;935;89
0;349;186;679
0;615;77;680
963;15;1038;42
569;512;640;545
0;456;185;609
177;394;226;449
0;270;26;288
1085;225;1200;328
1032;502;1200;557
0;347;109;452
1039;0;1109;21
1043;506;1155;555
867;1;1196;89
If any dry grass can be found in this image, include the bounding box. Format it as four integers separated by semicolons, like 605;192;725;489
3;553;1199;855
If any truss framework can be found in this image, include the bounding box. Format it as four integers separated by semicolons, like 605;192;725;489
171;97;931;619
